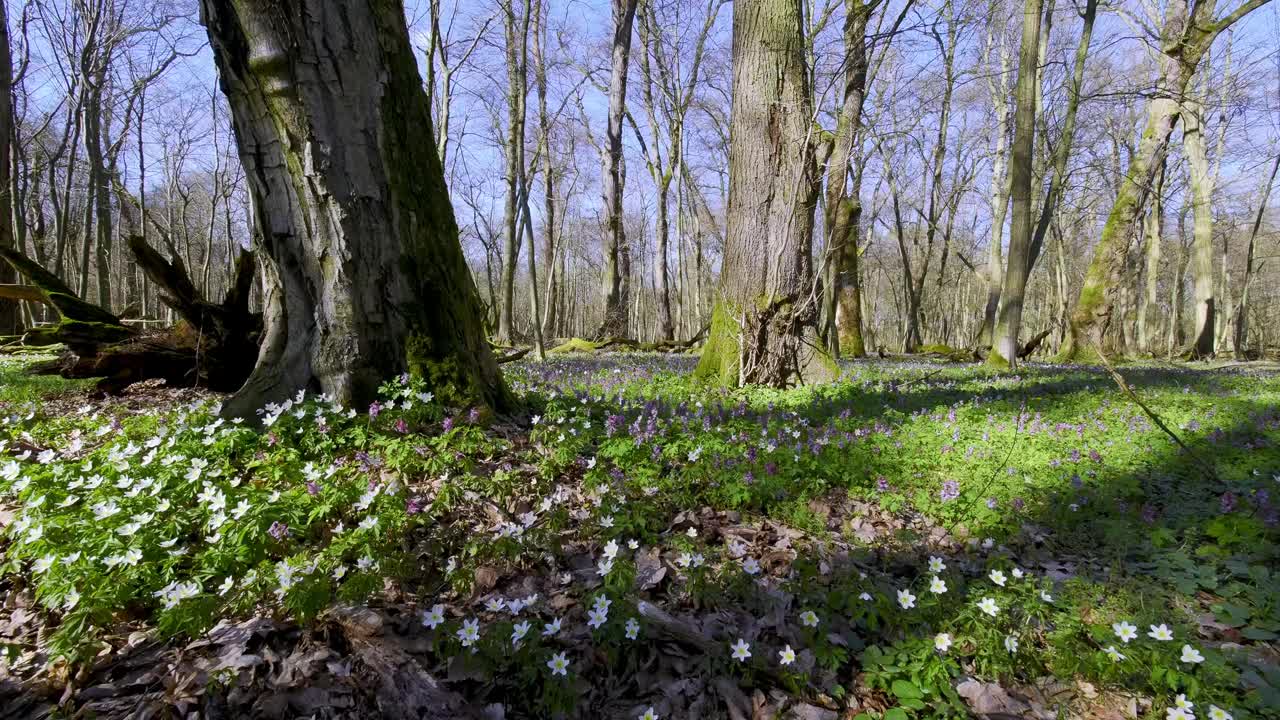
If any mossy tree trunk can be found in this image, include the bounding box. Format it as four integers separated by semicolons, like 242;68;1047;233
1063;0;1268;361
695;0;834;388
0;0;19;337
199;0;509;416
825;0;885;360
597;0;638;340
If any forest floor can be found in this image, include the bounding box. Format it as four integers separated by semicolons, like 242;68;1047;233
0;352;1277;720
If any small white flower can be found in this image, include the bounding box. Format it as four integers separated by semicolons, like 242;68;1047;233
1012;567;1025;579
64;588;81;610
218;577;235;595
989;569;1007;586
897;589;916;610
587;606;609;629
1004;635;1019;653
742;557;761;575
799;610;819;627
640;707;659;720
547;651;570;676
597;558;615;577
1104;645;1125;661
929;576;947;594
730;638;751;662
1207;705;1233;720
486;598;506;613
422;604;446;629
1113;621;1138;643
778;644;796;665
1173;694;1193;712
542;617;562;636
512;621;531;644
625;618;640;640
928;556;946;572
457;618;480;646
977;597;1000;616
1167;708;1193;720
934;633;952;652
1180;644;1204;664
858;592;873;601
1148;623;1174;641
1040;591;1053;603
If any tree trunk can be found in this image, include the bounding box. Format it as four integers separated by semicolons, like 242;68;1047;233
1234;152;1278;358
977;13;1011;351
199;0;508;415
695;0;834;387
497;0;528;345
1138;160;1165;353
0;0;18;336
991;0;1045;367
597;0;638;340
1181;91;1216;358
826;0;875;359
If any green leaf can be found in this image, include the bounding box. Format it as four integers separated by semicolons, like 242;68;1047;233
884;709;910;720
1241;626;1279;641
891;679;922;700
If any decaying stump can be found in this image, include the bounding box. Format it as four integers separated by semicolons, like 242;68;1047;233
0;237;262;395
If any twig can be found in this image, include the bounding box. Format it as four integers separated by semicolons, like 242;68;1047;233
1091;341;1219;482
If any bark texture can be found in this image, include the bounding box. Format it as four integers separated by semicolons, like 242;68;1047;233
199;0;508;416
989;0;1043;368
597;0;638;340
695;0;834;388
0;1;19;336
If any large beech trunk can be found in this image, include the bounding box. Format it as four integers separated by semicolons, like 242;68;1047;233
695;0;834;388
199;0;508;416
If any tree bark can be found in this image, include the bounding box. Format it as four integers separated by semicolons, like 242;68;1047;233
990;0;1045;367
1181;89;1216;358
695;0;834;387
199;0;508;415
1138;159;1165;353
0;0;19;336
977;12;1011;352
597;0;638;340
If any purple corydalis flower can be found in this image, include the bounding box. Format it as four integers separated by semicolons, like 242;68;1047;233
1012;497;1024;511
986;497;998;510
442;417;454;431
940;480;960;502
876;476;889;492
306;481;320;496
368;401;383;419
1220;491;1237;514
269;521;289;539
406;496;424;515
468;407;481;424
395;418;409;434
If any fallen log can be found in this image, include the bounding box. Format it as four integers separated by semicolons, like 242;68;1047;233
0;237;262;395
1018;329;1052;359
